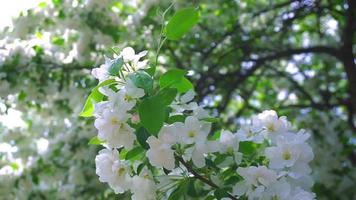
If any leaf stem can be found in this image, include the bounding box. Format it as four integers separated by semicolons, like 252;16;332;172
155;37;167;65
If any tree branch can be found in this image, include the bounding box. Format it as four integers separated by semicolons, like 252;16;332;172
340;0;356;128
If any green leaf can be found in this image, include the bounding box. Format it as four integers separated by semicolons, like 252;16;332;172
79;79;116;117
187;179;209;197
168;180;189;200
239;141;257;155
125;146;145;160
157;88;178;105
170;77;193;93
119;148;128;160
165;7;200;40
139;95;167;135
88;136;104;145
159;69;187;88
52;37;65;46
18;90;27;101
10;162;19;170
214;154;228;165
135;127;150;149
209;130;221;140
38;2;47;8
167;115;186;124
136;163;146;175
214;188;230;199
201;117;220;123
128;70;153;93
144;64;156;76
108;57;124;76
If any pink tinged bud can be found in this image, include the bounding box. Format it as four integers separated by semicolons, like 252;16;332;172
131;114;140;124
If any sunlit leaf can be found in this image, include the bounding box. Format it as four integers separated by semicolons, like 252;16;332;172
165;7;200;40
138;95;167;135
88;136;104;145
79;79;116;117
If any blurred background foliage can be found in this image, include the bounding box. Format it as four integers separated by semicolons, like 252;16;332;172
0;0;355;199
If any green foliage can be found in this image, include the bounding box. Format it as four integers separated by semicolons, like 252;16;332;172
214;187;231;199
138;95;167;135
239;141;258;156
125;146;145;161
51;36;65;46
159;69;193;93
170;77;193;93
128;70;153;93
168;179;189;200
165;7;200;40
88;136;104;145
108;57;124;76
157;88;178;105
135;127;150;149
80;79;116;117
159;69;187;88
201;117;220;123
167;114;186;124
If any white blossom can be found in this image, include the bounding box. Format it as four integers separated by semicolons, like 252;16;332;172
146;125;178;170
131;169;156;200
263;178;291;200
91;57;112;82
171;90;198;113
121;78;145;100
174;116;211;145
184;141;219;168
94;108;136;149
265;136;314;178
219;130;242;163
236;124;264;144
95;149;131;194
234;166;278;199
289;187;316;200
252;110;291;142
94;87;135;116
120;47;148;70
219;130;239;153
146;136;175;170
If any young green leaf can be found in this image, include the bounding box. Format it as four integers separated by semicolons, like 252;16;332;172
165;7;200;40
88;136;104;145
167;115;186;124
159;69;187;88
168;179;189;200
138;95;167;135
201;117;220;123
135;127;150;149
239;141;258;155
128;70;153;93
144;65;156;76
79;79;116;117
170;77;193;93
125;146;145;160
108;57;124;76
157;88;178;105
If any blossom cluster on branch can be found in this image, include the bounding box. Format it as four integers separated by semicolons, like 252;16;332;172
83;47;316;200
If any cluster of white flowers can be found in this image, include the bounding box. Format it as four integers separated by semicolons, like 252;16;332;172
233;110;315;200
90;47;317;200
92;47;156;199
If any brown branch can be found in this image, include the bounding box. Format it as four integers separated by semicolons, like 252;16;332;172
340;0;356;129
174;154;238;200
